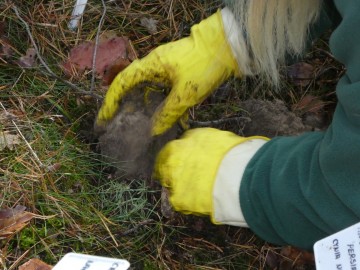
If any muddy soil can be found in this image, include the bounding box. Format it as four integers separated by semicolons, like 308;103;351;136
190;98;326;138
94;88;179;179
238;98;313;137
94;92;327;179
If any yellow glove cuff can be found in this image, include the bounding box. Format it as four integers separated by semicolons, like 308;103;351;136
154;128;267;217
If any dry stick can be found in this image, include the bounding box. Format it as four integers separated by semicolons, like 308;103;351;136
0;101;45;168
189;116;251;127
120;219;153;236
90;0;107;92
11;4;102;100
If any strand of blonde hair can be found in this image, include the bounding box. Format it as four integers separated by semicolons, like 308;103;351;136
224;0;322;86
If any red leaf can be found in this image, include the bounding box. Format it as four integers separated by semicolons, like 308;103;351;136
61;36;137;85
102;57;131;86
287;62;315;87
292;94;326;114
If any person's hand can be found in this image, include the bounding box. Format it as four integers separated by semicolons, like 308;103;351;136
96;10;240;136
153;128;267;222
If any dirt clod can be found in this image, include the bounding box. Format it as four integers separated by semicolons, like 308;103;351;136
95;88;179;179
239;99;312;137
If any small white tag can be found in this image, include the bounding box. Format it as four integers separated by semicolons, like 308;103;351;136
68;0;88;30
52;253;130;270
314;222;360;270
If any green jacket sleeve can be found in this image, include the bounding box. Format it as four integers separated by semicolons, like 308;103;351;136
240;0;360;250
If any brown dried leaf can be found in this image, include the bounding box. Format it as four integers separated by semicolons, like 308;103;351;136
0;131;21;151
0;205;36;240
280;246;315;266
265;249;280;269
99;31;118;42
19;258;52;270
287;62;315;87
292;95;326;114
17;48;37;68
61;36;137;85
102;57;131;86
46;163;61;172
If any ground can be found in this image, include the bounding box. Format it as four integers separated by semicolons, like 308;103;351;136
0;1;342;269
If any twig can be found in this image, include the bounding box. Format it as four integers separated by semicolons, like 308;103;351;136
90;0;107;92
0;101;45;168
11;4;102;100
38;69;102;100
68;0;88;30
120;219;153;236
189;116;251;127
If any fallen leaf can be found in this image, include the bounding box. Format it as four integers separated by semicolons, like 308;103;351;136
280;246;315;266
61;36;137;85
19;258;52;270
292;94;326;114
0;205;36;240
0;131;21;151
102;56;132;86
287;62;315;87
265;249;280;269
98;30;118;42
17;48;37;67
46;163;61;172
265;246;315;270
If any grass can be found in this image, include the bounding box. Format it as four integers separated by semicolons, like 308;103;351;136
0;0;341;269
1;1;267;269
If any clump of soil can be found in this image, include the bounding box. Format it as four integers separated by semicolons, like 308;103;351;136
94;93;325;220
191;98;318;138
238;99;312;138
94;88;179;178
95;96;318;179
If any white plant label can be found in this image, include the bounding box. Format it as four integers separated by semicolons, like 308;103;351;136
68;0;88;30
52;253;130;270
314;222;360;270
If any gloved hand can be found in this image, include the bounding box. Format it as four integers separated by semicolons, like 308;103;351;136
153;128;268;222
96;10;240;136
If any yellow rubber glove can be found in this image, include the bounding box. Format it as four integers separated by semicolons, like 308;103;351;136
153;128;268;221
96;10;240;136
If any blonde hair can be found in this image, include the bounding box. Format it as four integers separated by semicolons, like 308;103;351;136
225;0;322;86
